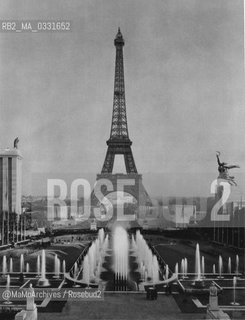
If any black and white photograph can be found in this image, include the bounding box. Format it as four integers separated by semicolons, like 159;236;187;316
0;1;244;319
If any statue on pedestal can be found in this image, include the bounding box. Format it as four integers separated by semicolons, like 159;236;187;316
14;137;19;149
209;284;219;311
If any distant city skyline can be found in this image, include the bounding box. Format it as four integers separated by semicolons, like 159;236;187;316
0;0;244;198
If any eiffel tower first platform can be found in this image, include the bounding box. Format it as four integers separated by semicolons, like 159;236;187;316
91;29;152;226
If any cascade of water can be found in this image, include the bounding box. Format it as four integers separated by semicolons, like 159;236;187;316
9;258;13;273
2;255;7;275
26;263;30;273
133;230;160;283
98;228;105;246
113;226;129;281
195;243;201;281
228;257;231;274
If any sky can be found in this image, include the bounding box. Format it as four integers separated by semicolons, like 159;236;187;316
0;0;244;199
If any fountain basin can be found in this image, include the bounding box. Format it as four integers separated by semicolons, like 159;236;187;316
36;278;51;287
179;279;222;295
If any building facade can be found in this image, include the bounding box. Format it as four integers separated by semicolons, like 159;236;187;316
0;147;23;245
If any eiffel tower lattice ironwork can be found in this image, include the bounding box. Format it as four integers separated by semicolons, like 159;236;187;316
101;28;137;174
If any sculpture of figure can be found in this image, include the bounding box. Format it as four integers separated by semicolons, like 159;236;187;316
14;137;19;149
216;151;240;186
210;283;217;296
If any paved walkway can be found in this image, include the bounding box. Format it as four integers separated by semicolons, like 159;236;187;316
38;293;204;320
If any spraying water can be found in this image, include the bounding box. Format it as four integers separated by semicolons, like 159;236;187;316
37;250;50;287
2;255;7;275
165;264;169;280
62;260;66;275
231;276;240;305
54;255;60;277
4;275;11;304
113;226;129;281
213;264;216;275
82;255;90;287
20;254;24;273
201;256;205;278
9;258;13;273
184;258;188;278
195;243;201;281
218;255;223;278
235;255;239;275
228;257;231;274
37;255;41;276
175;263;179;279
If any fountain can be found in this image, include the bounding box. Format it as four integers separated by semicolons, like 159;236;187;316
201;256;205;278
82;255;90;287
192;243;204;288
62;260;66;275
4;275;12;304
36;255;41;278
213;264;216;275
98;228;105;246
181;259;184;279
184;258;188;278
113;226;129;290
218;255;223;279
73;262;78;278
165;264;169;280
37;250;50;287
20;254;24;273
235;255;239;276
152;256;159;283
26;263;30;273
228;257;231;274
230;276;239;305
2;255;7;276
9;257;13;273
175;263;179;279
54;255;60;278
133;230;160;284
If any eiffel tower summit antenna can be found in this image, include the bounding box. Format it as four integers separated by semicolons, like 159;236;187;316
91;29;152;225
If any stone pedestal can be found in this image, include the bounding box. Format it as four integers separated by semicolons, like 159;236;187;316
15;284;38;320
206;284;230;319
206;308;230;320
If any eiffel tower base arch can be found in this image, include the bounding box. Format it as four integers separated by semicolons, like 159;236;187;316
90;173;152;228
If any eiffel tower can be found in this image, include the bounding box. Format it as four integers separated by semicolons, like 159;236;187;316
91;29;152;225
